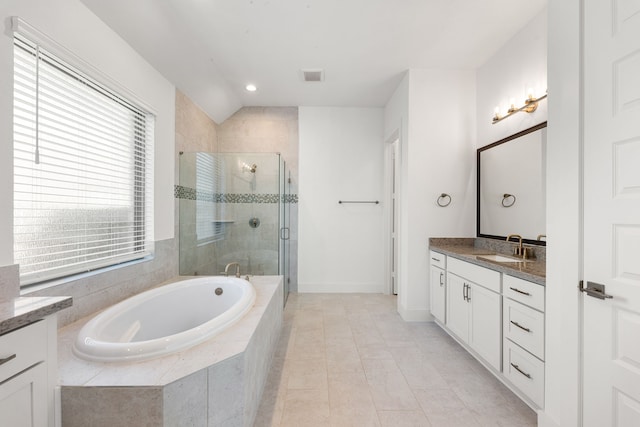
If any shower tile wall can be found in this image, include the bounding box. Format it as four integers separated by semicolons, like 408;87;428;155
175;91;219;276
178;153;285;278
217;107;299;292
214;153;281;276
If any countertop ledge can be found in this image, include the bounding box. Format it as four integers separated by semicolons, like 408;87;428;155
430;238;546;286
0;296;73;335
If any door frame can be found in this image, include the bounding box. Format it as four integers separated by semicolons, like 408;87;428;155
384;131;401;296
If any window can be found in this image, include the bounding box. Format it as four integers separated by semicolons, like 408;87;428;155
195;153;225;244
13;32;155;286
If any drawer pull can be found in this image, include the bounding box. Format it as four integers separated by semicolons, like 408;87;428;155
510;362;532;379
0;354;16;366
431;257;441;262
510;320;531;333
509;287;531;296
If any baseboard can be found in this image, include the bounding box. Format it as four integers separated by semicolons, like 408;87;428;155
298;282;383;293
537;410;561;427
397;304;431;321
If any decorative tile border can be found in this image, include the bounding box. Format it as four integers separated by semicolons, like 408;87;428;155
174;185;298;204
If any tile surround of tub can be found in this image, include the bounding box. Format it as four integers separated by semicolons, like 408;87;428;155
62;386;164;427
25;238;178;328
0;263;19;302
58;276;283;427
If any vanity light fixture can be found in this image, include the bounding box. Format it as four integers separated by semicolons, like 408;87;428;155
492;89;547;124
245;84;257;92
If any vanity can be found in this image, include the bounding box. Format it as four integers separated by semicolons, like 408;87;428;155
428;122;548;410
429;238;545;410
0;296;72;427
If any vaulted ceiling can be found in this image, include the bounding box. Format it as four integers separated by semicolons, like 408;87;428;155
81;0;547;123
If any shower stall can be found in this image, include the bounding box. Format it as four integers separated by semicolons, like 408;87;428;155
177;152;292;302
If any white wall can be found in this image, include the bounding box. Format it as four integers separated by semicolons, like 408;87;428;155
384;69;477;321
541;1;581;426
298;107;385;293
0;0;176;270
476;8;548;148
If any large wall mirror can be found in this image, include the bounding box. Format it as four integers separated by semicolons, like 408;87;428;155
477;122;547;245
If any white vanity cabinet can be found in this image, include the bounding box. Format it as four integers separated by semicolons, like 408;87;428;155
429;251;446;323
446;257;502;371
0;316;57;427
502;274;545;407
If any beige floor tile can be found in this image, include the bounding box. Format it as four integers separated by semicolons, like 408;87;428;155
253;294;539;427
425;409;482;427
377;410;432;427
395;358;449;390
327;371;369;386
330;405;381;427
413;388;467;413
326;356;364;375
329;380;375;408
362;358;404;385
326;343;360;361
280;388;330;427
286;358;327;390
357;344;394;360
368;381;420;411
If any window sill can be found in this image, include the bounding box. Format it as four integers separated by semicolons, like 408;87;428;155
20;254;156;296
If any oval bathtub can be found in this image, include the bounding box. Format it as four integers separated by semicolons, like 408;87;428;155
73;276;256;362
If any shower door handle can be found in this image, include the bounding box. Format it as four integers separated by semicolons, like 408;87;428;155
280;227;290;240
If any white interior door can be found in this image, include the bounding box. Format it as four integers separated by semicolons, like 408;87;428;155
583;0;640;425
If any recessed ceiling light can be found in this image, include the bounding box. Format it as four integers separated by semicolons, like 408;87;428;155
245;84;257;92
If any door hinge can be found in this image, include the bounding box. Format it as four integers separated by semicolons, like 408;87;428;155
579;280;613;300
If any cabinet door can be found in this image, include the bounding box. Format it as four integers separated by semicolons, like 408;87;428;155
446;273;469;342
0;363;47;427
469;283;502;371
430;266;446;323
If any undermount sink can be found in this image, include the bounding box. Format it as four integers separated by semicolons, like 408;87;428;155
478;254;523;263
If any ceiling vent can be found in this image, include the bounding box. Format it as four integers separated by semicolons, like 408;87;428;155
301;69;324;82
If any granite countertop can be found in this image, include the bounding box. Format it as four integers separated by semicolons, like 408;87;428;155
0;295;73;335
429;238;546;286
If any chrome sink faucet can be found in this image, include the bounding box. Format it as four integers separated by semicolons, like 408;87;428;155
506;234;523;257
222;262;241;278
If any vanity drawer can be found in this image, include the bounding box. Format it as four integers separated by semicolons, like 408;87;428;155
504;275;545;312
0;320;47;382
430;251;446;269
504;298;545;360
447;257;501;293
504;339;544;408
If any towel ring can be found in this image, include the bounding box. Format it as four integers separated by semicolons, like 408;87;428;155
502;193;516;207
437;193;451;207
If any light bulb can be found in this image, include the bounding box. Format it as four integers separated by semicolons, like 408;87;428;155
527;87;534;99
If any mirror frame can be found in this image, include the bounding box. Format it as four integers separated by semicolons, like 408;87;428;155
476;121;547;246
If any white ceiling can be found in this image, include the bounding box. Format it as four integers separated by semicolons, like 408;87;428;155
80;0;547;123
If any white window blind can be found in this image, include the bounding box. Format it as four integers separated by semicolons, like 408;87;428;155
13;33;155;286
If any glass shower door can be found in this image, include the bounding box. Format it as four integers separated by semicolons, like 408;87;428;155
280;160;291;305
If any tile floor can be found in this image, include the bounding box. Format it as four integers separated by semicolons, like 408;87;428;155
253;293;537;427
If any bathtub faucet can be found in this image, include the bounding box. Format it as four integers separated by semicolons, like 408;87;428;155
223;262;241;278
